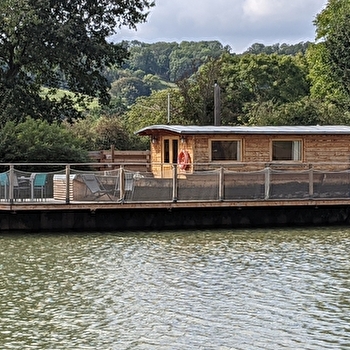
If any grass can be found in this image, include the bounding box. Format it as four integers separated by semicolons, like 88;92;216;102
41;87;100;111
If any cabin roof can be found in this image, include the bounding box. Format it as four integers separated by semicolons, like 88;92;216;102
136;124;350;136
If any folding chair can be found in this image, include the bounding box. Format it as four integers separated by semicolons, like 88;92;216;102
0;172;8;201
32;173;48;200
81;174;113;200
13;173;31;201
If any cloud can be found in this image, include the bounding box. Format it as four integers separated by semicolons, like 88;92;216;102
114;0;328;52
242;0;322;23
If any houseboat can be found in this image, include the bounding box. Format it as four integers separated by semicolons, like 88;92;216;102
2;124;350;231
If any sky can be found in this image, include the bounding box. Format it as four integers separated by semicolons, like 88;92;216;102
113;0;329;53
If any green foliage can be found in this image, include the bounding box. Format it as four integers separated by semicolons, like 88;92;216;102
244;98;350;126
314;0;350;98
244;42;311;55
175;52;310;126
176;57;223;125
123;40;228;82
235;53;309;104
168;41;228;82
101;96;129;117
110;76;151;105
125;89;187;132
100;31;350;132
68;115;147;150
106;67;174;107
92;116;131;150
125;41;177;80
0;117;89;162
306;43;345;102
0;0;154;125
143;74;172;91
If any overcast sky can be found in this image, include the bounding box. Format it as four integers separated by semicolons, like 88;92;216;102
113;0;328;53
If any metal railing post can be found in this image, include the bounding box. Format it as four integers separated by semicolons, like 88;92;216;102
65;164;70;204
9;165;14;204
219;167;224;201
265;166;270;199
309;164;314;198
172;165;178;202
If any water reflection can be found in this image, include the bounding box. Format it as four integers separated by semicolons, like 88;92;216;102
1;227;350;349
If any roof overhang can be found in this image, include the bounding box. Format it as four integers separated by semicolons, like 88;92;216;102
136;124;350;136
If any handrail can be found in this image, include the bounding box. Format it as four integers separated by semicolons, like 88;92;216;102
0;162;350;204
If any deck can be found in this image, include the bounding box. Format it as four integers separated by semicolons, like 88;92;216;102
1;162;350;230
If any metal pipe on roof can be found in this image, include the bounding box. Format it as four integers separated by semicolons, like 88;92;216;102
214;81;221;126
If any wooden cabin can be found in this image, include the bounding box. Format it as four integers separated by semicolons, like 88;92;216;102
136;125;350;178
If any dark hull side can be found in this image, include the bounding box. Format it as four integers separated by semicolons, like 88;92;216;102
1;205;349;232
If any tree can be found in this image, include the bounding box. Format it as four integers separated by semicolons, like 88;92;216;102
244;42;311;55
0;117;89;162
109;76;151;105
124;40;227;82
169;41;228;82
125;89;186;132
0;0;154;125
235;53;309;104
306;42;345;102
69;114;148;150
92;116;132;150
244;97;350;126
177;57;223;125
314;0;350;97
176;52;310;126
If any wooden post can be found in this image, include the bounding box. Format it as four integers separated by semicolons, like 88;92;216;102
172;165;178;202
119;165;125;202
65;164;70;204
111;144;115;169
265;167;270;199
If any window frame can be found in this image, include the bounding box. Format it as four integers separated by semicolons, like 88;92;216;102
210;139;242;162
163;137;179;164
271;139;302;162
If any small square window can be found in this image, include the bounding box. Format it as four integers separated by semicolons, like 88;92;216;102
272;140;301;161
211;140;241;161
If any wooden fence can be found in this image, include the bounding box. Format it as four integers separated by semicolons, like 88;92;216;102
88;149;151;172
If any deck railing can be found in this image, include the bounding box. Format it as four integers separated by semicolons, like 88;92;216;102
1;162;350;204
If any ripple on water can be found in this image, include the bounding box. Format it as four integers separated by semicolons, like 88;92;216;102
0;227;350;349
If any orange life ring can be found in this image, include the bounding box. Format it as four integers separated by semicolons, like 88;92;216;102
178;150;191;170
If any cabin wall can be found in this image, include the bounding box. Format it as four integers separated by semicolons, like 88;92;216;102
151;141;162;177
150;133;350;177
192;134;350;165
242;135;270;163
304;135;350;164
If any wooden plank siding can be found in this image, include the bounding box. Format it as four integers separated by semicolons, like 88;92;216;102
304;135;350;166
148;133;350;177
128;125;350;178
241;135;270;163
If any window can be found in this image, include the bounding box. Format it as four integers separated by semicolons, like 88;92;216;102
272;140;301;161
211;140;241;161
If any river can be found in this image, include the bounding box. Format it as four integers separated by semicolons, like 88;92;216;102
1;227;350;349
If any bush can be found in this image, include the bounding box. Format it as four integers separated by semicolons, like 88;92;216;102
0;117;89;162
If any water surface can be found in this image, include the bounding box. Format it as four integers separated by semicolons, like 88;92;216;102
1;227;350;349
